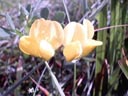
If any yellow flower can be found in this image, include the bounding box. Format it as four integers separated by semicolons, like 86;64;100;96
19;18;102;62
63;19;103;61
19;18;64;61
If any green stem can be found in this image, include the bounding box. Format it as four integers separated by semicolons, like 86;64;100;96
33;67;46;96
62;0;70;22
72;61;76;96
44;61;65;96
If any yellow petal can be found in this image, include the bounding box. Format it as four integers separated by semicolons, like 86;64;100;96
64;22;87;46
72;23;88;46
63;41;82;61
29;18;53;42
39;40;55;61
48;21;64;49
83;19;94;39
19;36;40;57
63;22;76;45
82;39;103;56
29;18;64;49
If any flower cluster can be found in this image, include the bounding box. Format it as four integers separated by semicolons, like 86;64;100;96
19;18;102;61
19;19;64;61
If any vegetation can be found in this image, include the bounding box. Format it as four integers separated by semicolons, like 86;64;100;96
0;0;128;96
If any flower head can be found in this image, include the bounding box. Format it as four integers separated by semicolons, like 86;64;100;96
63;19;103;61
19;18;64;61
19;18;102;62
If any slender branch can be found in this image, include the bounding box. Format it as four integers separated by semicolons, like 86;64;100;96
44;61;65;96
30;76;49;96
88;0;108;20
29;0;43;20
72;61;77;96
79;0;108;23
33;67;47;96
62;0;70;23
95;24;128;32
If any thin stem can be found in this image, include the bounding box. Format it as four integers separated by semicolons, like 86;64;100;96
30;76;49;96
62;0;70;23
79;0;108;23
72;60;77;96
44;61;65;96
95;24;128;32
29;0;43;21
33;67;47;96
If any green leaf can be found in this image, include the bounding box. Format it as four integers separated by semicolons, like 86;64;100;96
40;7;49;19
0;28;10;38
5;13;23;36
53;11;65;23
119;59;128;79
6;13;15;30
96;7;107;74
108;67;120;85
26;4;31;12
19;4;29;16
15;29;23;37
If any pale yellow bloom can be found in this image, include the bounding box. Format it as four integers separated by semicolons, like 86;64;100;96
63;41;82;61
63;19;103;61
19;18;64;61
19;18;102;62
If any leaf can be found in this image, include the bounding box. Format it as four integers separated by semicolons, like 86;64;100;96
6;13;15;30
96;7;107;74
40;7;49;19
15;29;23;37
26;4;31;12
108;67;120;85
5;13;23;36
95;60;109;96
19;4;29;16
118;58;128;79
53;11;65;23
0;28;10;38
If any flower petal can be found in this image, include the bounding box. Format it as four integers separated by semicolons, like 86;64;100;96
63;41;82;61
63;22;76;45
29;18;52;42
64;22;87;46
82;39;103;56
83;19;94;39
72;23;87;46
29;18;64;50
19;36;40;57
48;21;64;49
39;40;55;61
